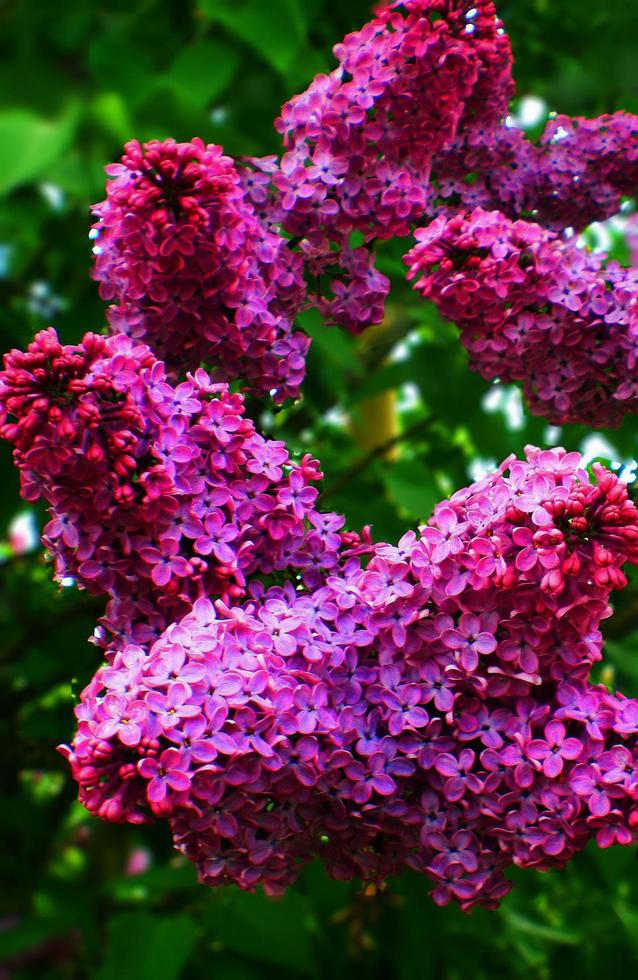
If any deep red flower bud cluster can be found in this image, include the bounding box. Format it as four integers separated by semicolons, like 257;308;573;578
0;329;360;653
92;138;309;402
61;448;638;908
405;207;638;427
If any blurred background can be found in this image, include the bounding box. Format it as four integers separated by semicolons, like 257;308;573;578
2;1;638;976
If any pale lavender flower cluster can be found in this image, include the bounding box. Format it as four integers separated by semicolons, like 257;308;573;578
62;448;638;908
405;207;638;427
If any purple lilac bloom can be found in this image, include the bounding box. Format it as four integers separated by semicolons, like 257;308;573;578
61;448;638;909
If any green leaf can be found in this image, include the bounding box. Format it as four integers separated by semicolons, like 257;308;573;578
384;460;439;523
199;0;307;74
349;360;414;404
501;908;581;946
97;912;198;980
163;41;239;108
89;92;134;143
348;230;366;249
87;36;154;104
611;901;638;956
299;309;357;369
202;890;317;975
0;106;78;196
105;861;198;902
0;919;63;960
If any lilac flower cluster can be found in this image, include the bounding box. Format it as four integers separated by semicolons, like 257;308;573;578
89;4;514;349
405;207;638;427
240;0;509;335
61;448;638;908
268;2;638;412
86;2;638;425
91;138;309;402
270;0;511;242
434;112;638;232
6;0;638;915
0;329;361;654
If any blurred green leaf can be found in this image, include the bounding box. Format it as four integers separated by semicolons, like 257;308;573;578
90;92;135;143
200;0;307;73
202;890;317;975
383;460;439;523
612;900;638;956
349;361;414;405
501;908;581;945
105;861;198;902
87;36;155;104
0;918;63;959
300;310;356;371
0;107;78;196
163;41;239;108
97;911;198;980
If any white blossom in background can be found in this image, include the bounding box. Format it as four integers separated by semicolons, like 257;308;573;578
482;384;524;431
544;425;563;446
397;382;421;412
8;511;38;555
506;94;548;130
468;457;498;481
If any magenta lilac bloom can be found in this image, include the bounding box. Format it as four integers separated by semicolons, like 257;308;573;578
92;138;309;402
0;329;365;654
87;1;638;424
405;207;638;427
5;0;638;915
61;448;638;909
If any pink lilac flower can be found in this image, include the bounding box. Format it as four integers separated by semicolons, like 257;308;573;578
61;448;638;910
91;3;638;397
92;138;309;402
9;0;638;919
0;329;364;655
405;207;638;426
234;0;513;337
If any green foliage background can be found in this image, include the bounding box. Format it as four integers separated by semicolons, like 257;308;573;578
2;1;638;977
